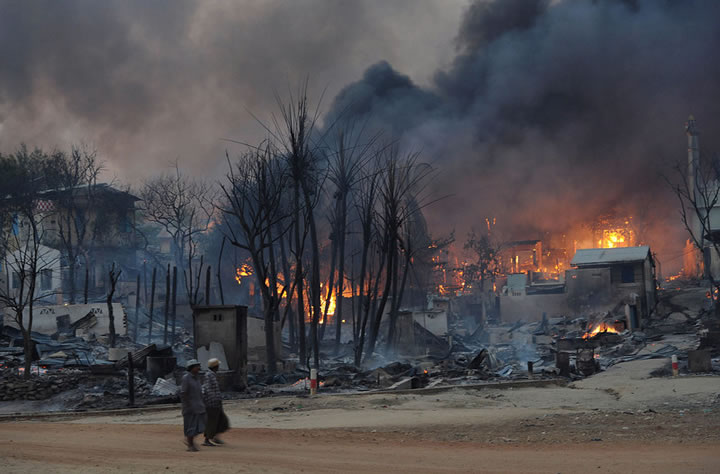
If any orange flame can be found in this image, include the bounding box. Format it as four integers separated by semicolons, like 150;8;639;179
235;263;253;284
582;321;619;339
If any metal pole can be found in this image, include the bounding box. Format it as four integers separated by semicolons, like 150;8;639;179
84;267;89;304
170;266;178;343
134;274;140;342
128;351;135;407
163;264;170;345
148;267;156;343
205;265;211;305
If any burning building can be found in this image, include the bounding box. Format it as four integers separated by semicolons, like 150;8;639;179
567;245;657;324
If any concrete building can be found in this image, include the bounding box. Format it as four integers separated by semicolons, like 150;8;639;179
567;246;657;320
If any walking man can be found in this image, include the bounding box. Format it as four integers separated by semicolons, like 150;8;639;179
202;357;229;446
180;359;206;452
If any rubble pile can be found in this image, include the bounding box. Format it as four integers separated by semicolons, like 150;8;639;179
0;370;79;401
1;283;718;412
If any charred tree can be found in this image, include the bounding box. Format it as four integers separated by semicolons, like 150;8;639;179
107;263;122;347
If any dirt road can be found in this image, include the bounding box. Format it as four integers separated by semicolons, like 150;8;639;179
0;422;718;474
1;360;718;473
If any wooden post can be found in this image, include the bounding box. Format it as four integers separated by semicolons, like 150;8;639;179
143;260;148;304
84;267;89;304
163;264;170;345
134;274;141;343
148;267;156;343
205;265;211;305
128;351;135;407
170;266;178;343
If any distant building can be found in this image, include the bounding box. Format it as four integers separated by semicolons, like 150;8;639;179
35;183;140;300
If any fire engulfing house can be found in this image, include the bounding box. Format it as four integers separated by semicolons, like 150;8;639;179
567;246;657;321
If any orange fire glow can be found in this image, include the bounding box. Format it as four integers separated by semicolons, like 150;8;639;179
582;322;619;339
235;263;253;284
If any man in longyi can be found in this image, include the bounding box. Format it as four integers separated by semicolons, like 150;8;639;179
202;357;229;446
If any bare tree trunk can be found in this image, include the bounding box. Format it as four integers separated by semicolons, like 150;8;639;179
305;193;322;370
386;239;400;352
279;231;296;351
319;234;337;341
68;259;76;305
294;188;307;366
367;232;393;359
217;237;226;305
107;263;121;348
354;243;370;367
334;193;348;353
20;310;33;379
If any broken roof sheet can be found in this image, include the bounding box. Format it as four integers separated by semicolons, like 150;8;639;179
571;246;650;266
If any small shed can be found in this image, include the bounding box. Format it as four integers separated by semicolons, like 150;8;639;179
192;305;247;387
567;246;657;320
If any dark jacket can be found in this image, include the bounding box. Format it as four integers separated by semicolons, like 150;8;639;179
181;372;206;415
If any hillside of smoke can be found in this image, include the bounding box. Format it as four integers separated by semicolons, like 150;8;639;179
324;0;720;271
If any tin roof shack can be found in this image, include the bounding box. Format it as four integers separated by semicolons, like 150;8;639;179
568;246;657;319
192;305;247;388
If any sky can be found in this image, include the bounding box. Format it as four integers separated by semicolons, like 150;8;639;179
1;0;719;273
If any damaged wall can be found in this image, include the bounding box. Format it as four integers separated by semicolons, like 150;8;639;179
3;303;126;337
247;316;282;363
499;293;571;323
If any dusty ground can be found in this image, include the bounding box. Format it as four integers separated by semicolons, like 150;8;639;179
1;359;719;473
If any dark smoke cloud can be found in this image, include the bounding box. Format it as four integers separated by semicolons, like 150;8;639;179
325;0;720;272
0;0;464;179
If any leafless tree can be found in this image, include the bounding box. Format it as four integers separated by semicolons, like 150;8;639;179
325;123;379;353
139;164;215;304
220;144;289;374
366;146;436;357
0;147;60;378
352;165;381;366
259;84;326;369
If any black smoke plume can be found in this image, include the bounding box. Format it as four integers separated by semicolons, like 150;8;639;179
325;0;720;271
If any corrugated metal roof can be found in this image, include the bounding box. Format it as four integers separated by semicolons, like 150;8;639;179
571;246;650;266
